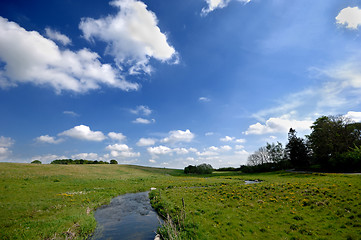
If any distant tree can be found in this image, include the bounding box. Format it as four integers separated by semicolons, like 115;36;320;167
110;159;118;164
247;146;270;166
31;160;42;164
286;128;310;170
184;164;213;174
266;142;286;164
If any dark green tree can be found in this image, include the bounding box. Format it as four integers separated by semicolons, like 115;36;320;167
307;115;361;169
31;160;42;164
286;128;309;169
110;159;118;164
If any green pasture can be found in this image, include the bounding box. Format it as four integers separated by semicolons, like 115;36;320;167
0;163;360;240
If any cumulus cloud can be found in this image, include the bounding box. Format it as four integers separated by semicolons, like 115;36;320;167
108;132;126;142
336;7;361;29
149;159;156;163
35;135;64;144
71;153;99;160
220;136;235;142
45;27;71;45
59;125;106;141
0;136;14;160
161;129;195;144
79;0;177;75
132;118;155;124
147;145;173;156
130;105;152;115
0;136;14;148
0;17;139;93
201;0;251;16
345;111;361;122
137;138;156;146
244;115;313;135
106;143;140;158
220;136;245;143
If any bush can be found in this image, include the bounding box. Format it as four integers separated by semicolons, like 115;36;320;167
329;145;361;172
31;160;42;164
184;163;213;174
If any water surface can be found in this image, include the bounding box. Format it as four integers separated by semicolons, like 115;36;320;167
91;191;161;240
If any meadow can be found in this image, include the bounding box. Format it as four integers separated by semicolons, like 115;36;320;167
0;163;360;239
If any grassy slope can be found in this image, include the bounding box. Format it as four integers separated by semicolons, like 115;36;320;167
0;163;360;240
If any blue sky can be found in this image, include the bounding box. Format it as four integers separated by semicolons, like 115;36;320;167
1;0;361;168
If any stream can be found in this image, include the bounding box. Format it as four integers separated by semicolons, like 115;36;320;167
91;191;161;240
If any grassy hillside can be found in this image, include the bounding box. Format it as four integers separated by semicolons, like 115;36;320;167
1;163;360;239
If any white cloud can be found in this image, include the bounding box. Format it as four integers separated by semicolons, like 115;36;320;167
45;27;71;46
147;145;173;156
235;138;246;143
245;115;313;135
130;105;152;115
336;7;361;30
161;129;195;144
106;143;131;151
63;111;79;117
149;159;156;163
79;0;177;75
220;136;235;142
0;17;139;93
132;118;155;124
235;145;244;150
310;56;361;109
0;136;14;160
205;132;214;136
71;153;99;160
108;132;126;142
0;136;14;148
199;97;211;102
201;0;250;16
137;138;156;146
196;150;219;156
173;148;191;155
220;136;246;143
220;145;232;151
59;125;106;141
35;135;64;144
345;111;361;122
106;143;140;158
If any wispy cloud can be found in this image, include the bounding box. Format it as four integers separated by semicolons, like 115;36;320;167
130;105;152;116
201;0;250;16
63;111;79;117
199;97;211;102
45;27;71;46
132;118;155;124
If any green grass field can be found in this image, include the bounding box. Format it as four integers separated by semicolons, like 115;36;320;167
1;163;360;239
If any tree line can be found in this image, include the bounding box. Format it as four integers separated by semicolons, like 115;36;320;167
50;159;118;164
242;115;361;173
